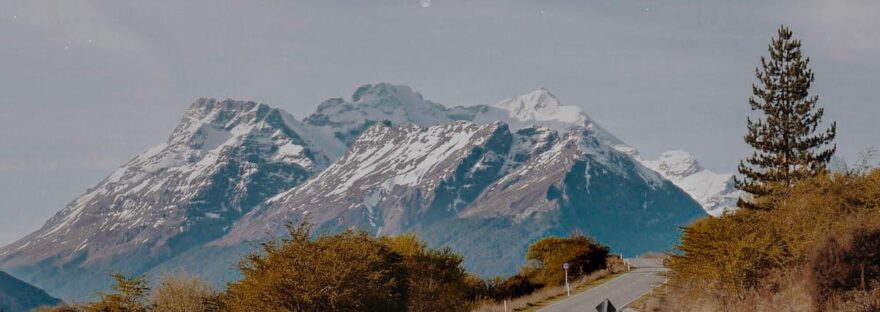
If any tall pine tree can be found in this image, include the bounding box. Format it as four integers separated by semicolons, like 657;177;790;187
735;25;836;210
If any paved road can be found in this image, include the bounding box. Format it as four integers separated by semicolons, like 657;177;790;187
537;258;666;312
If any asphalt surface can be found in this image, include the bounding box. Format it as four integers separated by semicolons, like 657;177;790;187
537;258;666;312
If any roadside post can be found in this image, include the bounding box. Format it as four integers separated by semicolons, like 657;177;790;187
563;262;570;297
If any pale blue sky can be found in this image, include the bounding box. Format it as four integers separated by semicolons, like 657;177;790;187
1;0;878;245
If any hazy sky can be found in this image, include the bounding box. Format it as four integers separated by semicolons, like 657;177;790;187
1;0;878;245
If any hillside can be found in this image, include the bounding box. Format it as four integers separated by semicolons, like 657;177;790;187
0;271;61;312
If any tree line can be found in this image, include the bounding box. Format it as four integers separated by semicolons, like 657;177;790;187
35;222;610;312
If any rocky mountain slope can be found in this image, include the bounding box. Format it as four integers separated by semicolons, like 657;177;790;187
221;119;703;276
471;87;741;215
0;271;60;312
0;99;330;299
224;121;514;241
1;83;710;299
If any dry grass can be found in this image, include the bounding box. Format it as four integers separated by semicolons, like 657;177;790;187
470;257;627;312
626;285;665;312
659;272;814;312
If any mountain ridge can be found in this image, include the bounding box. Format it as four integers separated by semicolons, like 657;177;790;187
0;98;327;298
638;150;741;216
1;83;709;299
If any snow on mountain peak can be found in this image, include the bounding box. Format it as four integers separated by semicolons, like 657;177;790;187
493;87;587;125
639;150;741;216
305;83;457;147
645;150;705;179
351;83;424;104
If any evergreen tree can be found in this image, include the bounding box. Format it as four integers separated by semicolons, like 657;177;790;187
736;25;836;210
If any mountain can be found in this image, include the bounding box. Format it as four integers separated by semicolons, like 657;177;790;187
221;120;704;276
638;151;742;216
470;87;629;148
304;84;463;147
0;271;60;312
0;99;330;299
0;83;707;299
223;121;515;241
471;87;740;215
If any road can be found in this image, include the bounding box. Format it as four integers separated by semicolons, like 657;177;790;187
537;258;666;312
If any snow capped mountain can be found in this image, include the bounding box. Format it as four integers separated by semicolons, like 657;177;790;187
639;150;742;216
1;83;711;299
221;120;703;276
470;88;629;150
493;87;587;125
472;87;741;216
459;126;666;220
0;99;326;299
304;83;462;147
223;121;514;243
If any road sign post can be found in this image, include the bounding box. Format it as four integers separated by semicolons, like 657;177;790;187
563;262;570;297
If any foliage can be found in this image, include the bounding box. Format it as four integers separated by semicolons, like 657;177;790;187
72;225;617;311
32;306;80;312
496;272;542;299
220;222;407;312
524;234;609;286
380;234;471;312
468;234;611;302
671;210;789;293
152;275;218;312
736;25;836;210
808;227;880;303
82;273;150;312
669;169;880;309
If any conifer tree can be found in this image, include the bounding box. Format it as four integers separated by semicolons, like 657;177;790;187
736;25;836;210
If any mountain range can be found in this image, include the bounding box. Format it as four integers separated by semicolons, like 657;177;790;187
0;83;728;300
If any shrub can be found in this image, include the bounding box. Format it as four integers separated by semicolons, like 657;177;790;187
152;275;218;312
525;234;609;286
497;273;542;299
221;222;407;312
32;305;80;312
808;227;880;303
667;169;880;310
380;234;471;312
669;209;789;295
